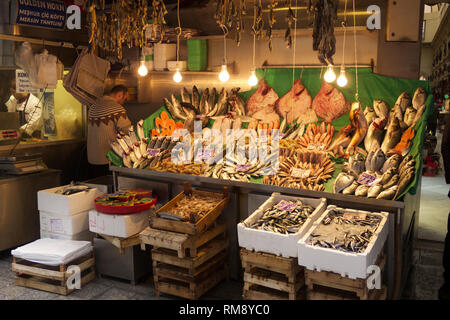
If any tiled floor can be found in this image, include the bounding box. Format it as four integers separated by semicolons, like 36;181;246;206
0;239;445;300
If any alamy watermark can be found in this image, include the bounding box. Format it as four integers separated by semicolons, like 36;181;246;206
366;5;381;30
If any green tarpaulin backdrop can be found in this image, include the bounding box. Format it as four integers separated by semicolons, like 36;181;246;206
107;67;433;200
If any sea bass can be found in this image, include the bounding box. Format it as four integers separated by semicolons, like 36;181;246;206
381;117;402;154
364;117;387;153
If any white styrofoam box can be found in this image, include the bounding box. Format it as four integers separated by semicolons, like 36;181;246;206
37;185;103;216
88;209;150;238
297;205;389;279
167;60;187;71
39;210;89;235
40;229;94;242
237;193;327;258
154;43;176;71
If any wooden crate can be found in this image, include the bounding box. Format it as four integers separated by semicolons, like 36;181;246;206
305;252;387;300
12;253;95;296
97;233;141;255
150;183;229;235
240;249;306;300
140;221;227;258
153;251;228;299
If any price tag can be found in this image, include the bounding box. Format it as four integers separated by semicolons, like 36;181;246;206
235;164;251;172
357;172;379;186
147;148;161;157
272;133;284;141
50;219;64;233
291;168;311;179
307;143;325;151
343;212;367;220
200;148;214;160
275;200;297;212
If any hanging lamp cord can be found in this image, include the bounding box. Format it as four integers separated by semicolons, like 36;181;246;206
175;0;181;63
341;0;347;69
353;0;359;100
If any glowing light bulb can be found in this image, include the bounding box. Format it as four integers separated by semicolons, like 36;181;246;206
219;64;230;83
324;64;336;83
173;69;182;83
138;61;148;77
248;70;258;87
337;69;348;87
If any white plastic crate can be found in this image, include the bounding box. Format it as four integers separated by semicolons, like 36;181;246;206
237;192;327;258
88;209;150;238
39;210;89;235
297;205;389;279
37;185;103;216
40;229;94;242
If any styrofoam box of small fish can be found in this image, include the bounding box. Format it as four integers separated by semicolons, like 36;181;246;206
237;192;327;258
297;205;389;279
38;185;103;216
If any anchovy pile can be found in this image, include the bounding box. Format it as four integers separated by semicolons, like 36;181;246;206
309;210;382;253
244;200;315;234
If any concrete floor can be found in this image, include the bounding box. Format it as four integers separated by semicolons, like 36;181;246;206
0;238;445;300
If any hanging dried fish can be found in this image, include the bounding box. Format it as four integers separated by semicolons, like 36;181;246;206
266;0;278;51
310;0;338;65
235;0;246;46
285;1;296;48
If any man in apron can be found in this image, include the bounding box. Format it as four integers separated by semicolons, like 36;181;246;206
4;79;43;138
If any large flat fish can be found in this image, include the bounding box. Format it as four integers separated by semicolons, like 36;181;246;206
246;78;279;116
312;81;350;123
276;78;317;124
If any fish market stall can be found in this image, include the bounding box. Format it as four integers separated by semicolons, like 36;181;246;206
106;67;432;299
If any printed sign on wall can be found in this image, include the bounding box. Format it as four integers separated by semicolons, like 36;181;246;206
15;0;67;30
16;69;39;94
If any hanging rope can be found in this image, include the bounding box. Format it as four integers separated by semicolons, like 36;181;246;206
175;0;181;63
341;0;348;68
292;0;298;85
353;0;359;101
220;24;229;64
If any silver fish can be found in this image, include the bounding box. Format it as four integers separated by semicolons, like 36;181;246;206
411;104;426;128
371;148;386;172
333;172;355;194
381;117;402;154
412;87;427;110
111;142;124;158
394;171;415;199
343;181;359;195
364;106;376;125
379;167;396;185
355;185;369;197
381;154;402;173
376;186;398;200
399;155;413;172
373;100;389;119
199;88;209;115
347;153;366;176
365;117;387;153
192;86;201;111
181;87;191;104
365;150;374;171
382;174;399;190
403;106;417;127
167;95;187;121
367;184;383;198
207;88;217;114
395;92;411;113
137;120;146;141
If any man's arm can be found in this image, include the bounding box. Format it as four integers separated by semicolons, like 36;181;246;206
116;114;132;133
21;99;43;136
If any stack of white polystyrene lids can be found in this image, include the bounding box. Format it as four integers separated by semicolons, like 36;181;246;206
11;239;93;266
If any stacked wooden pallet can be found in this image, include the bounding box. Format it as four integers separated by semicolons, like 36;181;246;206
240;249;306;300
12;253;95;296
140;185;230;299
141;222;229;299
305;252;387;300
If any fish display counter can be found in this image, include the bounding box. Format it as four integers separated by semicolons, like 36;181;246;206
106;68;433;299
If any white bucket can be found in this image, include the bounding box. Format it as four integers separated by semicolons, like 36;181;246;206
154;43;176;71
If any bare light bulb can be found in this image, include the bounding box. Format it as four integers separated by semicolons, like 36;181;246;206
337;69;348;87
248;70;258;87
324;64;336;83
219;64;230;83
173;69;182;83
138;61;148;77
